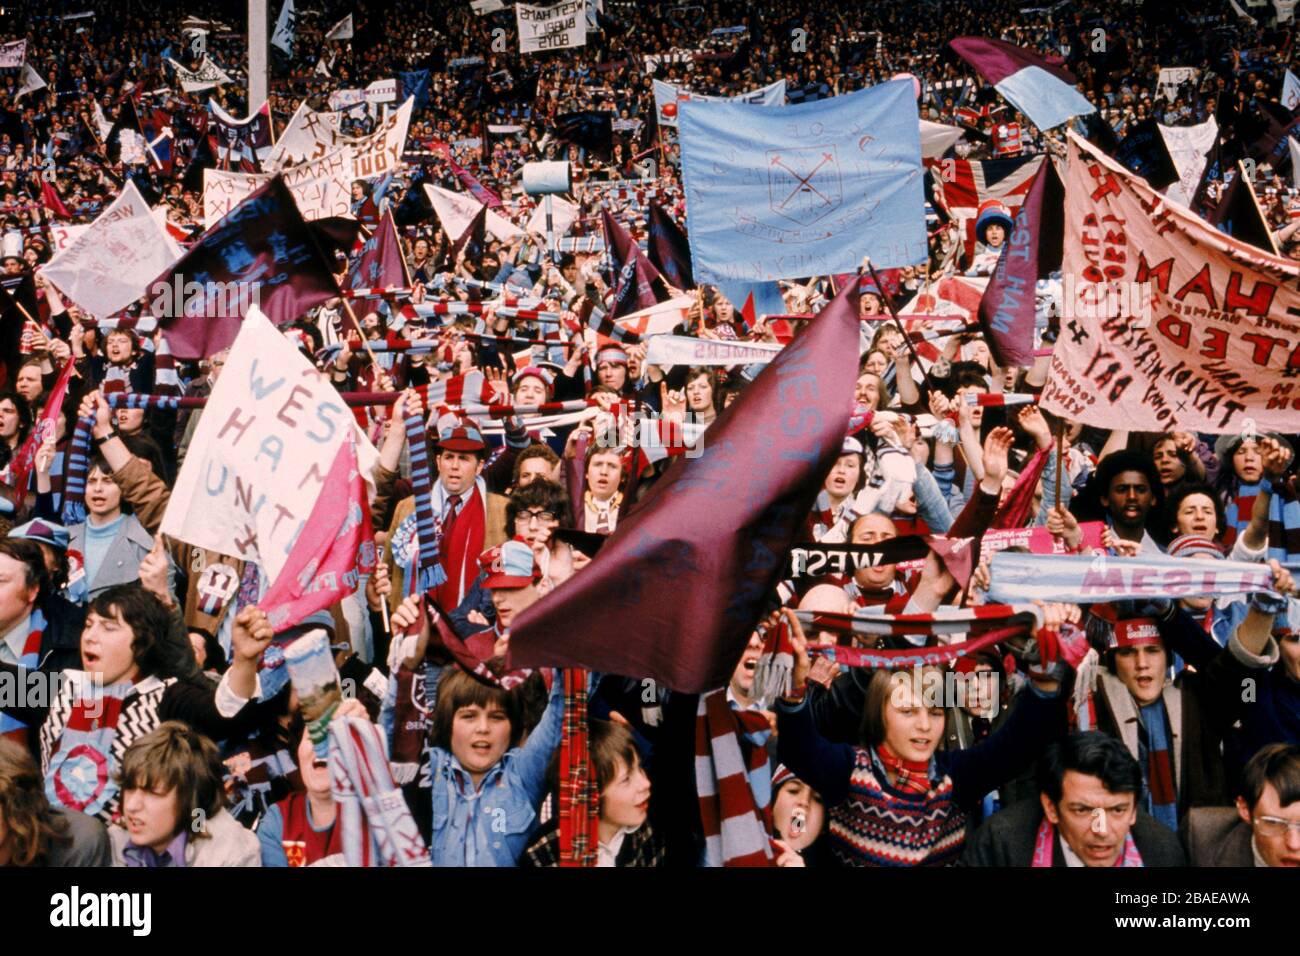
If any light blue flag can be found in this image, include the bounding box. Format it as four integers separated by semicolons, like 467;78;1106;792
994;66;1097;132
679;78;927;282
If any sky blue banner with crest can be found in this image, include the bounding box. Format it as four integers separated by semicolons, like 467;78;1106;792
679;78;927;282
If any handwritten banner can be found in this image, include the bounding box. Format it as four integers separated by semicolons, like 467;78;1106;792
160;308;379;582
1043;133;1300;434
516;0;588;53
349;97;412;180
203;147;352;227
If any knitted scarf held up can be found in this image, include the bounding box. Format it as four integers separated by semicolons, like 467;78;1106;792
327;715;431;867
694;689;774;867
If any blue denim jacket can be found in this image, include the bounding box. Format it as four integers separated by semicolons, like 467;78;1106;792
425;667;564;867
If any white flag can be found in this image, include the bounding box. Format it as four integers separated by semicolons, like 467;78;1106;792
314;56;331;78
425;184;522;242
1285;70;1300;112
524;193;580;237
160;307;379;585
1229;0;1258;23
0;41;26;69
267;101;345;170
325;13;353;40
39;181;183;320
1290;137;1300;191
16;64;46;100
1159;116;1218;208
271;0;297;56
167;55;233;93
1277;0;1297;23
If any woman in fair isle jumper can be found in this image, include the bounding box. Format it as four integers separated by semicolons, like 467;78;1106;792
776;604;1079;866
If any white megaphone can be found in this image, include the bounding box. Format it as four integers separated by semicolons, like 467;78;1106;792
520;161;572;263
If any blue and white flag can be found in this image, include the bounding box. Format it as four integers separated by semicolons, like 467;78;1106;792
271;0;297;57
950;36;1097;132
679;79;927;282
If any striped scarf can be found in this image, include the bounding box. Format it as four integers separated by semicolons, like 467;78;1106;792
558;668;599;867
0;608;45;745
694;689;774;867
809;489;858;541
61;414;94;525
1220;477;1300;564
401;412;447;595
327;715;431;867
1137;699;1178;832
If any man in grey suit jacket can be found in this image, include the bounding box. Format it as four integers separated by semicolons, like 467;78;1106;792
963;732;1186;866
1186;743;1300;867
69;457;174;602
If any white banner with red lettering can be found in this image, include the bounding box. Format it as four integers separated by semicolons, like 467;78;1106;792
1042;132;1300;434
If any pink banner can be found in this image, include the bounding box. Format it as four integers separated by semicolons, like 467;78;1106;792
261;434;377;632
1044;133;1300;434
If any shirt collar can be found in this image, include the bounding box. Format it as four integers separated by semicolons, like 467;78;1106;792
1251;833;1269;868
1;612;32;663
123;829;188;867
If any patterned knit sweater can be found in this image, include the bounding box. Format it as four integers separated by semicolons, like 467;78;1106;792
829;749;967;866
778;683;1068;868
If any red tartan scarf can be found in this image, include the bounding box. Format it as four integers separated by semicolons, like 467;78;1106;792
695;689;774;867
558;668;599;867
874;743;933;795
432;483;487;613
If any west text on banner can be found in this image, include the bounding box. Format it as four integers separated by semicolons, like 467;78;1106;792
160;307;379;585
39;181;183;320
679;79;928;281
1041;132;1300;434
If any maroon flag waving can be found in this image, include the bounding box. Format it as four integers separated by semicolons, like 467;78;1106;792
603;208;669;319
976;158;1063;367
153;176;339;359
348;210;410;291
41;180;71;219
508;282;861;693
647;202;694;291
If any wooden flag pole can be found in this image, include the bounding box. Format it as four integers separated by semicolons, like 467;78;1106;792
867;262;937;394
